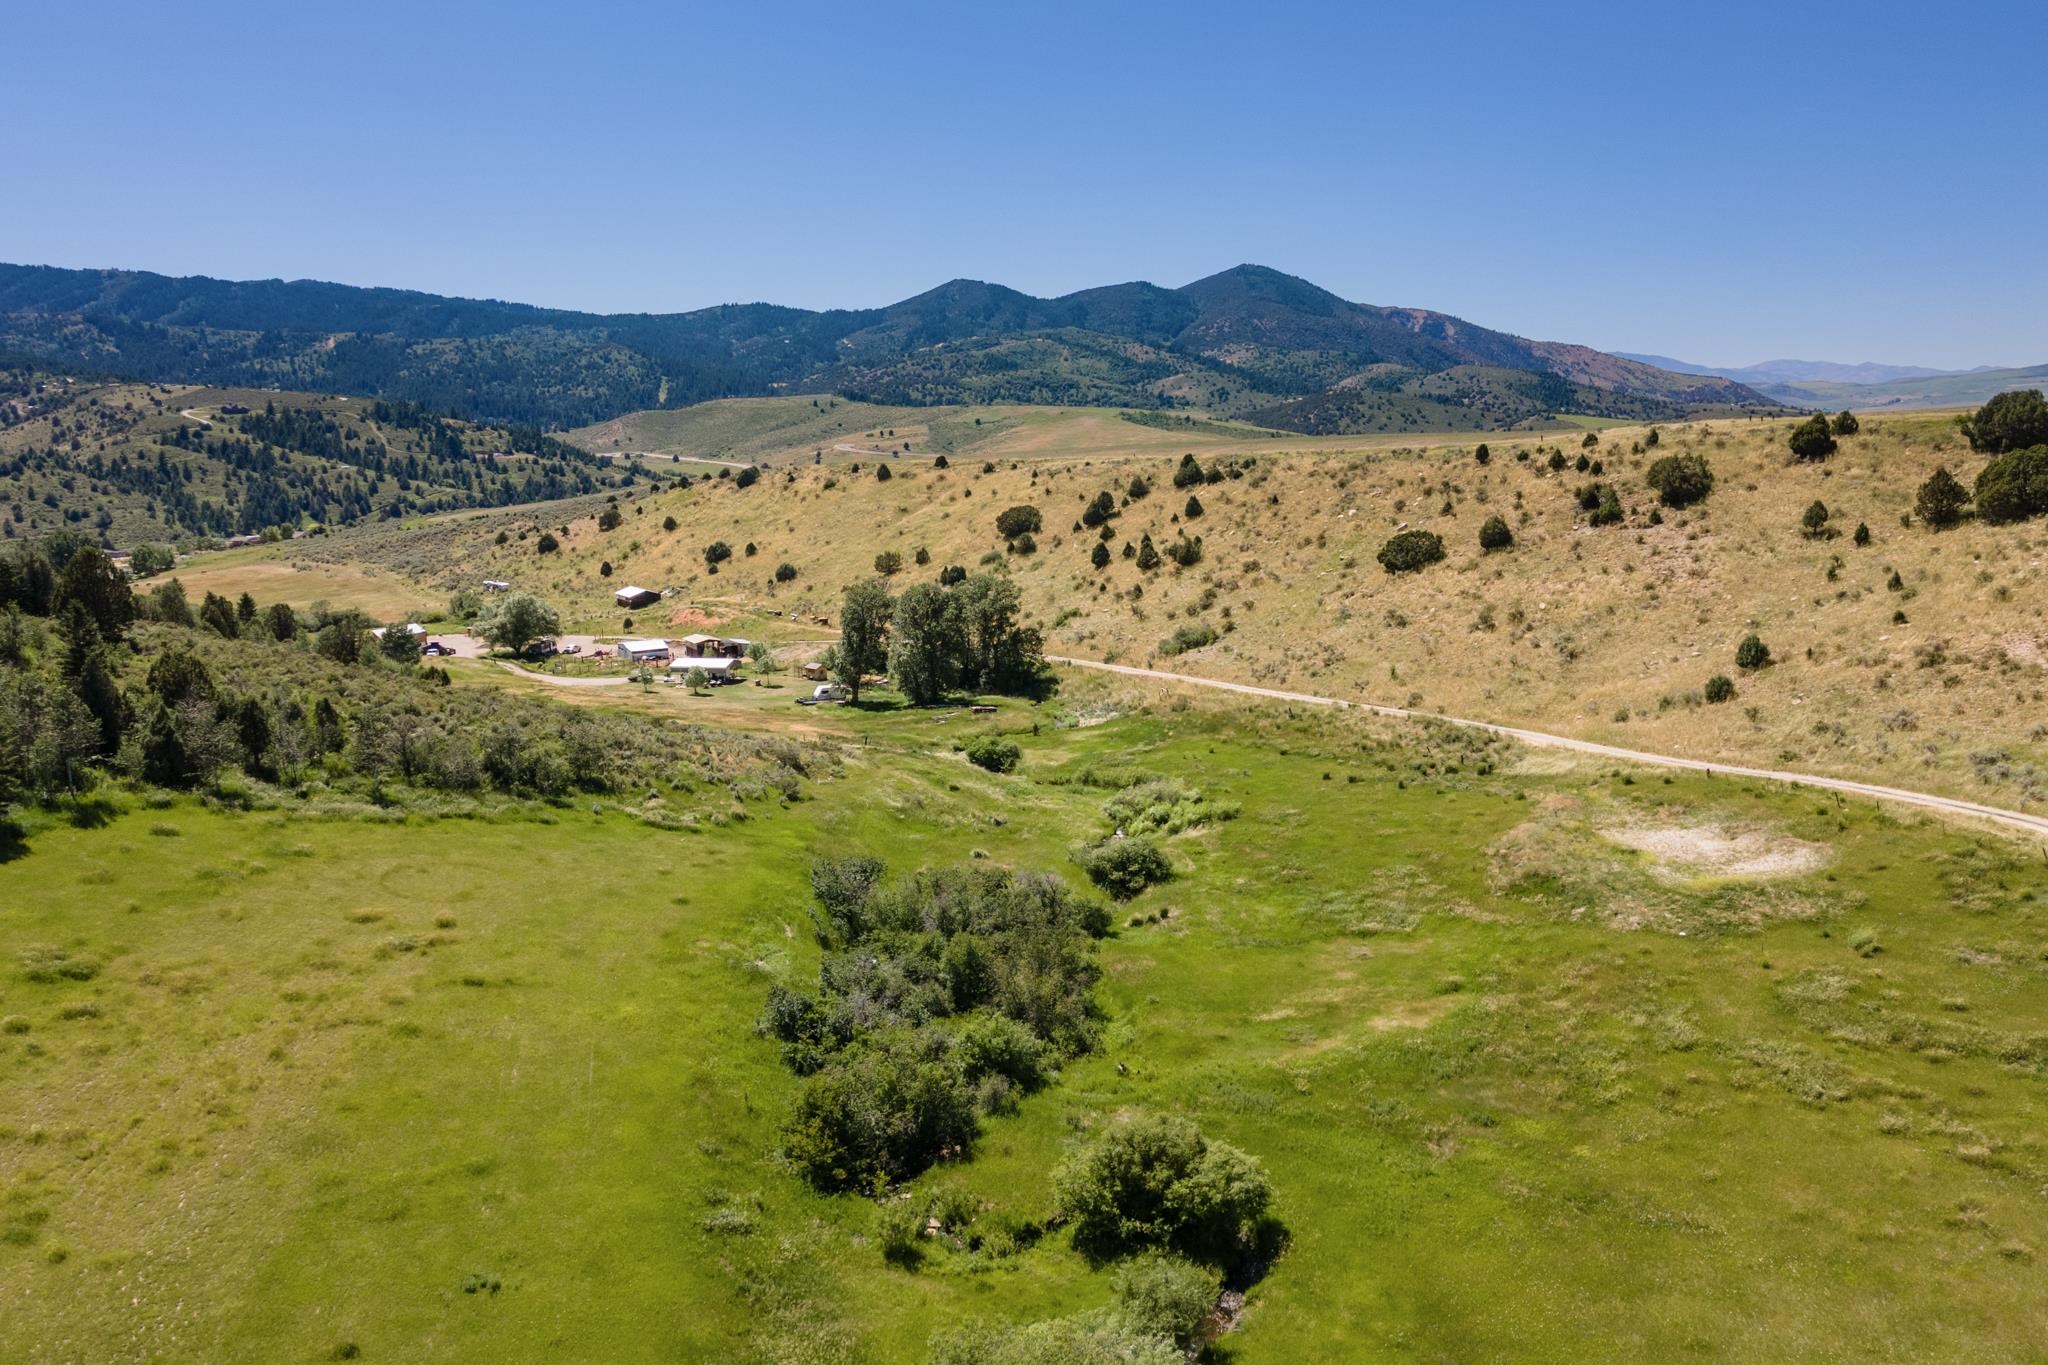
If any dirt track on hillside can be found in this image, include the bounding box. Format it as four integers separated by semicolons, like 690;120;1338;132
1047;656;2048;841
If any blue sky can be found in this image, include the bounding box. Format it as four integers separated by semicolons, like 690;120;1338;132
4;0;2042;368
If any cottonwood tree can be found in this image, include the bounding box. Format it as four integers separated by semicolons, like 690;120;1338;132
889;582;963;704
475;592;560;656
834;579;894;702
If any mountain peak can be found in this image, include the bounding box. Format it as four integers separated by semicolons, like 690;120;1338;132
1179;264;1345;314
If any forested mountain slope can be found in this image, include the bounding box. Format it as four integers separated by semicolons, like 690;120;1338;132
0;262;1780;431
0;364;631;548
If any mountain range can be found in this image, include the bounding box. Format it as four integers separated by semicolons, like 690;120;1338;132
0;261;1779;432
1617;352;2044;411
1615;354;2003;387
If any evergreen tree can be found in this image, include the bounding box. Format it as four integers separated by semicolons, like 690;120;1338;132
55;545;135;643
60;603;123;756
1787;414;1837;461
1960;389;2048;453
1914;467;1968;528
1135;534;1161;571
199;591;240;638
1091;540;1111;570
266;601;299;640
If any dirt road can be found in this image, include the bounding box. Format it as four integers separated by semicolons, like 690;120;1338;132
1047;656;2048;841
589;451;750;468
490;661;631;687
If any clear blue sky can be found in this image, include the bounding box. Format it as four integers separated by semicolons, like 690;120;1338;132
4;0;2042;368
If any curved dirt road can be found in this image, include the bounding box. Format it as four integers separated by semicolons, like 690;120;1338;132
1048;656;2048;841
490;661;632;687
589;451;751;468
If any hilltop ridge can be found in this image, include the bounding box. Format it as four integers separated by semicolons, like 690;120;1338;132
0;260;1779;431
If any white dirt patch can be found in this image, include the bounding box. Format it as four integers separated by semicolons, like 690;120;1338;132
2000;632;2044;670
1600;823;1831;881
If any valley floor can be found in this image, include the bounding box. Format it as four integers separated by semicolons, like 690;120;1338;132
4;679;2047;1361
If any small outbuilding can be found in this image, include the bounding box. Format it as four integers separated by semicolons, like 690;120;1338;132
668;655;742;682
616;637;672;663
614;585;661;609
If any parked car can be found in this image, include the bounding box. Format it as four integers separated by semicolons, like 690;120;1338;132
558;642;582;656
422;641;451;656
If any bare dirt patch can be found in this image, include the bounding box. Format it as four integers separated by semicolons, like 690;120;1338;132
1600;823;1831;882
2000;632;2045;670
665;605;724;630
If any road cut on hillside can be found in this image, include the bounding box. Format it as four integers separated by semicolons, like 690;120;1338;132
1046;656;2048;841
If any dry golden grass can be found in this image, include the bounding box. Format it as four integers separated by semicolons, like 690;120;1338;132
163;551;439;621
211;405;2048;807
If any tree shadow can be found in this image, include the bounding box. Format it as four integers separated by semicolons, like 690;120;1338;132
0;817;28;864
63;793;122;829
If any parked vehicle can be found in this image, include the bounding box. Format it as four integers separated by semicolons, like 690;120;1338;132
812;683;848;701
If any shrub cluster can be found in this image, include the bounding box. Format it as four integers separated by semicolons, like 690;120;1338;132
1101;778;1239;837
1052;1115;1274;1263
1915;467;1968;528
994;505;1042;540
963;735;1021;774
763;861;1109;1190
1647;454;1714;507
1786;414;1837;461
1071;836;1171;899
1156;623;1218;658
1961;389;2048;454
1973;445;2048;524
1376;530;1445;574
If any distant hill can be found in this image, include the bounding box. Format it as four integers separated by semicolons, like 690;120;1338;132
0;261;1780;433
0;363;632;547
1617;353;2005;388
1745;363;2048;412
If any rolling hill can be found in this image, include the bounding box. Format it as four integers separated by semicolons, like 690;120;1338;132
0;261;1782;433
0;363;633;547
1617;353;2044;410
202;404;2048;815
1746;363;2048;412
1617;354;1998;387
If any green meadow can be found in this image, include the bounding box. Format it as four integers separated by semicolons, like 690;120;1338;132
4;682;2047;1362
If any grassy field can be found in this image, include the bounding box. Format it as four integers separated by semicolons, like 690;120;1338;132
160;549;442;621
563;396;1478;470
216;405;2048;812
4;673;2047;1361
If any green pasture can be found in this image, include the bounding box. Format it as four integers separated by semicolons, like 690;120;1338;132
3;693;2045;1361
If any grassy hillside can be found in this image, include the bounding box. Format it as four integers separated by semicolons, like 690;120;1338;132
569;396;955;461
5;659;2047;1361
0;367;633;548
230;407;2048;813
